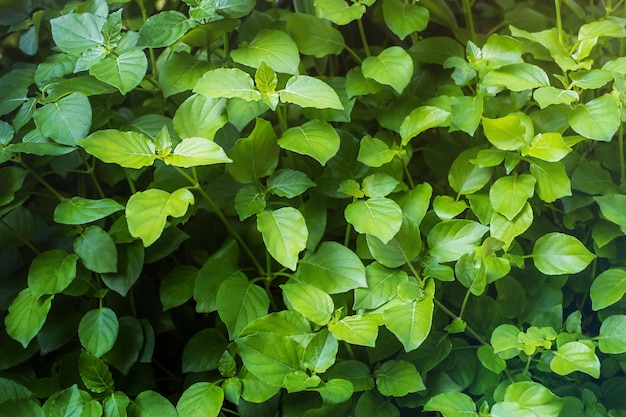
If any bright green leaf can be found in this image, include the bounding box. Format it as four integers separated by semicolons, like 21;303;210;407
382;0;429;40
303;329;338;373
164;137;232;167
278;119;340;165
529;159;571;203
176;382;224;417
424;391;478;417
524;132;572;162
376;360;425;397
590;268;626;311
550;341;600;378
5;288;52;348
158;51;213;98
282;283;334;326
54;197;124;225
235;185;266;220
295;241;366;294
257;207;308;271
489;174;536;220
482;113;532;151
217;274;270;339
357;135;398;167
532;232;595;275
399;106;451;145
594;194;626;234
194;68;262;102
172;94;227;141
129;391;177;417
314;0;366;25
428;219;489;263
50;13;105;54
449;147;493;195
231;29;300;75
126;188;195;247
482;63;549;91
598;315;626;354
491;381;564;417
79;130;156;169
79;349;114;394
362;46;414;94
329;315;378;347
533;87;578;109
286;13;344;57
138;11;193;48
28;249;78;298
267;169;315;198
568;94;621;141
279;75;344;110
354;262;409;310
345;197;402;244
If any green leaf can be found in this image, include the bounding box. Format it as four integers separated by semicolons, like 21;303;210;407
103;392;130;416
286;13;344;57
257;207;308;271
27;249;78;298
54;197;124;225
90;50;148;95
295;241;366;294
481;34;524;68
532;232;595;275
590;268;626;311
346;67;383;97
217;275;270;339
278;119;340;165
101;316;144;375
594;194;626;233
235;185;266;220
279;75;343;110
448;147;493;195
598;315;626;354
524;132;572;162
176;382;224;417
428;219;489;263
236;333;303;387
194;68;262;102
138;11;193;47
164;137;231;167
33;92;92;146
568;94;621;141
382;0;429;40
354;262;409;310
129;391;177;417
228;118;279;183
482;113;532;151
231;29;300;75
160;265;197;311
78;307;119;357
303;329;338;373
450;94;483;136
312;379;354;404
529;159;571;203
533;87;578;109
490;202;533;250
328;315;379;347
357;135;398;167
284;371;322;393
50;13;105;54
0;399;44;417
424;391;478;417
355;390;399;417
477;344;507;374
481;63;549;91
267;169;315;198
79;350;114;394
101;241;144;296
362;46;414;94
345;197;402;244
79;130;156;169
281;283;334;326
433;195;467;220
5;288;52;348
366;218;422;268
382;279;434;351
158;51;213;98
399;106;451;145
172;94;227;141
491;381;565;417
361;174;398;198
126;188;195;247
550;341;600;378
375;360;425;397
314;0;366;25
182;329;228;373
74;225;118;273
489;174;536;220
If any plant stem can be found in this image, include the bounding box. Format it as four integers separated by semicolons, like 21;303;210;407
619;124;625;184
462;0;476;43
459;288;472;320
124;170;137;194
0;218;40;254
357;19;371;57
433;298;489;345
17;158;65;201
175;167;266;276
555;0;564;46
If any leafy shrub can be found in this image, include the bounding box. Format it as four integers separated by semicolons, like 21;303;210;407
1;0;626;415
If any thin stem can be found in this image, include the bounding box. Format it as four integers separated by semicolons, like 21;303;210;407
17;158;65;201
404;258;424;288
619;123;625;184
462;0;476;43
175;167;266;275
458;288;472;320
0;218;41;254
125;170;137;194
357;19;371;57
344;222;352;247
555;0;564;46
433;298;489;345
402;161;415;189
344;45;363;64
276;104;288;133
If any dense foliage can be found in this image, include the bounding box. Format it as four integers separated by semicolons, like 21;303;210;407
2;0;626;415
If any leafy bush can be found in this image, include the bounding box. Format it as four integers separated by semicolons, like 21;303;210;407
2;0;626;415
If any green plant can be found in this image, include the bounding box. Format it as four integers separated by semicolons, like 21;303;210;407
2;0;626;416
